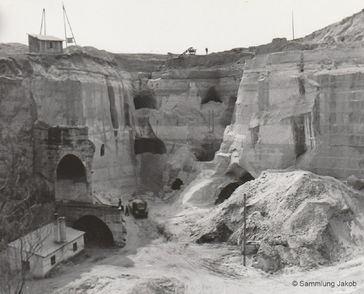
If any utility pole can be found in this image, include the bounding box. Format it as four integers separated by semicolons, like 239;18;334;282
63;4;68;47
291;10;295;40
39;8;46;35
243;193;247;266
44;8;46;35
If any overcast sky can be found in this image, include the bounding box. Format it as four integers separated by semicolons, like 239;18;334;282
0;0;363;54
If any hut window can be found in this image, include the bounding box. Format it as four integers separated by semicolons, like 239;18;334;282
73;242;78;252
51;255;56;265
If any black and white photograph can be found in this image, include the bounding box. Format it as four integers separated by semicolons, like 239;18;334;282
1;0;364;293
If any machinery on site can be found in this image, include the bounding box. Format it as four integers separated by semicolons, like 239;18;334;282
128;199;149;219
178;47;197;58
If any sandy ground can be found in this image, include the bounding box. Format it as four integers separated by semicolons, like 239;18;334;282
26;187;364;294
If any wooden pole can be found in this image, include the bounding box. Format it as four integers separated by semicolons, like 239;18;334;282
39;9;44;35
292;10;295;40
243;193;247;266
44;8;46;35
63;4;68;47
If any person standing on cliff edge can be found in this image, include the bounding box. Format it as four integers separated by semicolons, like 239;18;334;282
205;48;208;54
118;198;124;213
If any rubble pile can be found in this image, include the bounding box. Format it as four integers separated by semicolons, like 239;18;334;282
192;170;364;272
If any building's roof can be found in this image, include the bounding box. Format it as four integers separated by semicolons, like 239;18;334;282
8;223;84;258
28;34;64;42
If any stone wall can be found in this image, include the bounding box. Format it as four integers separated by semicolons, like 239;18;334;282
34;125;95;202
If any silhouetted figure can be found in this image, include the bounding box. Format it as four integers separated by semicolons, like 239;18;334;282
205;48;208;54
125;205;129;216
118;199;124;213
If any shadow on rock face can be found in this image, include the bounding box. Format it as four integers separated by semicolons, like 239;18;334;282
134;137;166;155
196;222;233;244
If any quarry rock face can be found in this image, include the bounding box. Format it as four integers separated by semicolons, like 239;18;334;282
0;48;138;204
219;46;364;180
131;50;251;193
0;45;250;201
0;75;36;188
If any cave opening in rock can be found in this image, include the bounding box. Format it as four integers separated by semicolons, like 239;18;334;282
56;154;88;201
171;178;183;190
73;215;114;247
193;139;221;162
134;90;157;109
215;172;255;205
201;86;222;104
134;137;166;155
292;115;307;158
100;144;105;157
107;82;119;137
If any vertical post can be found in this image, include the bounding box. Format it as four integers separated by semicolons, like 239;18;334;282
44;8;46;35
63;4;68;47
291;10;295;40
243;193;247;266
212;110;215;133
39;9;44;35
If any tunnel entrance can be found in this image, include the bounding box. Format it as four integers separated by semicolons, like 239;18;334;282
134;90;157;110
171;178;184;190
193;138;221;162
201;87;222;104
73;215;114;247
56;154;88;202
134;137;166;155
215;173;255;205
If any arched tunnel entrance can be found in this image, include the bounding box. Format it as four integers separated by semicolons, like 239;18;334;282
215;173;255;205
56;154;88;202
73;215;114;247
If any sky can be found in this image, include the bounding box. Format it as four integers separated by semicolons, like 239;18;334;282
0;0;363;54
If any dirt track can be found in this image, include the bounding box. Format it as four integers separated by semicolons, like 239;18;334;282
28;192;364;294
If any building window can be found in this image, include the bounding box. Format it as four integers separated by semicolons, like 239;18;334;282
48;42;53;49
51;255;56;265
73;242;78;252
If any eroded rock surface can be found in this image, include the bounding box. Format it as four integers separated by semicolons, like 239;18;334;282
219;47;364;180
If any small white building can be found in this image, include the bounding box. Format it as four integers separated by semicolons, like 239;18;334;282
7;217;85;278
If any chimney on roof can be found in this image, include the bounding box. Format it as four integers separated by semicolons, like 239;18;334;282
53;215;67;243
59;217;67;242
